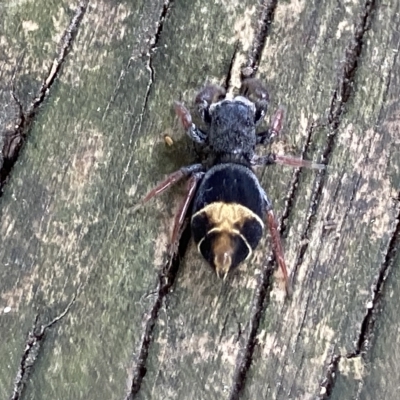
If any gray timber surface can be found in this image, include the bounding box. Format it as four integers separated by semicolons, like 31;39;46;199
1;1;399;399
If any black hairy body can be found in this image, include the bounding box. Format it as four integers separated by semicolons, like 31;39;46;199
137;78;323;293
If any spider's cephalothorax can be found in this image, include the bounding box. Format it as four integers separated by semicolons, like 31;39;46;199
137;78;324;294
206;96;258;164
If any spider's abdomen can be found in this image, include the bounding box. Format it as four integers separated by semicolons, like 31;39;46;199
191;163;265;278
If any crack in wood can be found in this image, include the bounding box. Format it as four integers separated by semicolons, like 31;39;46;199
349;191;400;358
141;0;174;120
0;0;88;195
226;2;286;398
101;0;174;123
228;263;275;400
317;28;398;400
342;39;400;362
294;0;376;276
282;121;321;282
125;223;191;400
103;0;174;192
327;0;376;130
318;353;341;399
10;296;76;400
227;0;379;398
242;0;278;78
300;1;400;396
223;43;239;91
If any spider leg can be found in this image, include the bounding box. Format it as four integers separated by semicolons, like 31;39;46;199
265;205;292;297
240;78;269;125
274;154;325;169
133;163;204;211
255;108;326;170
256;106;285;145
174;102;208;144
169;172;204;254
252;153;325;170
195;84;226;124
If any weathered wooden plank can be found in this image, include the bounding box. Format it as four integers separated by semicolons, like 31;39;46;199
0;0;74;188
0;1;88;397
132;2;264;399
0;0;72;115
329;3;400;397
136;1;376;399
244;0;400;399
0;0;186;398
354;252;400;400
1;0;399;399
1;0;268;399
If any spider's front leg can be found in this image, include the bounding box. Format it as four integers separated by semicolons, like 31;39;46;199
240;78;269;125
195;84;226;123
252;106;324;169
256;106;286;145
240;78;284;145
174;102;208;144
253;107;325;169
174;84;226;145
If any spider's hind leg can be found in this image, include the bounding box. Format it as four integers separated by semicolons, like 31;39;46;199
169;171;204;254
263;195;292;297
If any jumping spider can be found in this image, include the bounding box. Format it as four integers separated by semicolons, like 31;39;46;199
137;78;323;294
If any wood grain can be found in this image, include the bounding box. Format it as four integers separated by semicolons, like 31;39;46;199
1;0;399;399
